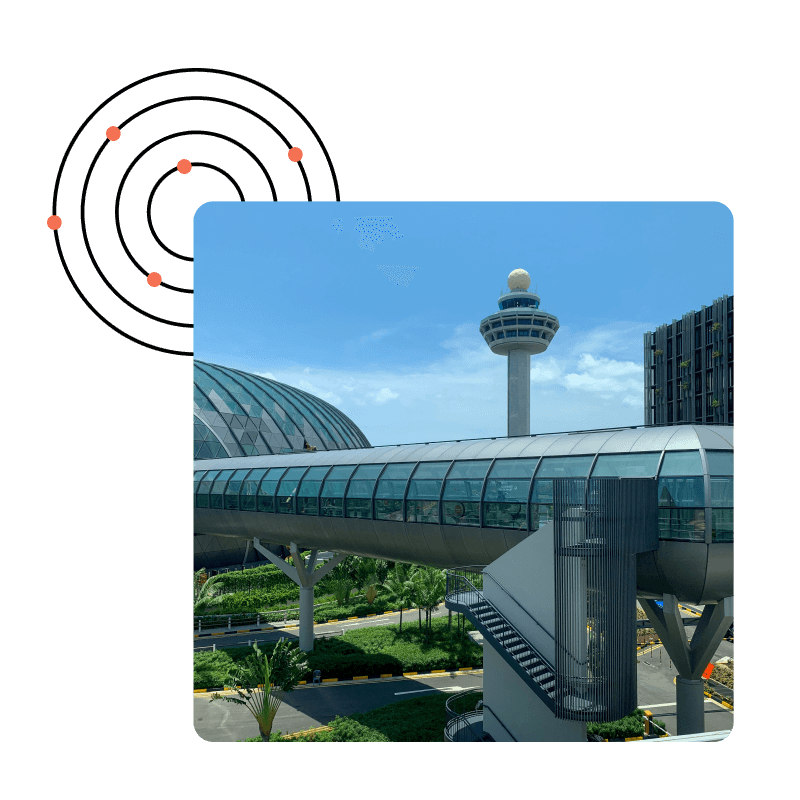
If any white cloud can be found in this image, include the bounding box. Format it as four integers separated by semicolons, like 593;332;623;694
297;378;342;407
359;328;393;344
370;387;400;404
253;320;648;445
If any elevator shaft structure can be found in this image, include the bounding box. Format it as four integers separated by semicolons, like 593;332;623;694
480;269;560;437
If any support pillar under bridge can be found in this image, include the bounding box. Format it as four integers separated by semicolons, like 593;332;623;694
253;539;345;651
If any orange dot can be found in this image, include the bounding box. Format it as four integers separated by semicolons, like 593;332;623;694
147;272;162;287
177;159;192;174
47;215;62;230
288;147;303;162
106;126;121;141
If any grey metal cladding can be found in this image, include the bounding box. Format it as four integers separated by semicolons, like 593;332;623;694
383;444;432;462
595;429;646;454
694;426;733;450
416;442;460;462
435;442;476;460
461;440;511;459
663;427;702;450
193;424;732;474
627;427;676;452
701;543;733;604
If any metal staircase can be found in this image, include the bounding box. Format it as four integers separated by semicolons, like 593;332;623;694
446;571;558;713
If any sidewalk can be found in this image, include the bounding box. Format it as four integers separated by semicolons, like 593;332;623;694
194;604;447;638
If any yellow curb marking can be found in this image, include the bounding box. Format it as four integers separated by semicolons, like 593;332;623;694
322;677;338;683
403;672;418;676
353;676;368;680
380;673;393;678
432;669;446;673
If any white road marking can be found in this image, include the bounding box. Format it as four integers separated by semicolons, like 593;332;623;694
395;685;479;696
638;700;717;709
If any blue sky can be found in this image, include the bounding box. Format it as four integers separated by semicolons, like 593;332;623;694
195;202;732;446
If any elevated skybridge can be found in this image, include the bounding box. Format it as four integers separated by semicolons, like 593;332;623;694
192;424;734;741
194;423;733;605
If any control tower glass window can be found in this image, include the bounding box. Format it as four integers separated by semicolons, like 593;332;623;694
375;463;415;521
657;450;704;541
443;460;491;527
320;465;356;517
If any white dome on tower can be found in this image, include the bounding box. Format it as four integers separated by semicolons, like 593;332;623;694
507;269;531;291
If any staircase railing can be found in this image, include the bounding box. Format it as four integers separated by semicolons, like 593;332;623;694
446;564;591;685
446;569;557;677
446;567;612;720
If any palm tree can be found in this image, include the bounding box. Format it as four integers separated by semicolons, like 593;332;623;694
384;563;417;632
414;567;447;640
194;570;222;614
193;569;207;603
330;557;355;606
210;639;308;741
354;557;383;605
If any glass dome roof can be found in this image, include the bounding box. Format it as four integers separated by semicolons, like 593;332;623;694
193;360;371;459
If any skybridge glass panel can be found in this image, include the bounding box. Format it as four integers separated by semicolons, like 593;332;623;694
345;464;383;519
224;469;251;510
277;467;309;514
710;477;733;507
257;470;278;514
706;450;733;542
489;459;540;480
193;471;207;508
209;470;234;509
531;458;592;533
196;470;220;508
657;451;705;539
705;451;733;475
320;465;357;517
591;453;661;477
443;461;491;527
406;462;450;524
658;508;705;542
484;458;538;530
659;450;703;476
712;508;733;542
297;466;332;515
375;463;415;521
240;468;268;511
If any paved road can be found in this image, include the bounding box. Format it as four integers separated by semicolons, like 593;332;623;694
194;601;733;740
636;603;733;736
194;671;484;742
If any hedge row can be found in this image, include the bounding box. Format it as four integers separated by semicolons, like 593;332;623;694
586;707;667;740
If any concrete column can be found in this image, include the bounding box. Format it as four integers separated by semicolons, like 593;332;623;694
675;678;705;735
299;586;315;652
641;595;733;736
507;349;531;437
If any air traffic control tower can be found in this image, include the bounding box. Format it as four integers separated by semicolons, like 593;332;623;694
480;269;559;436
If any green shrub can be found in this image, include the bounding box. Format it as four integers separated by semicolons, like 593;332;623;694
586;708;667;739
